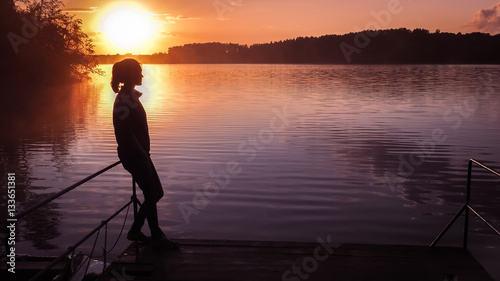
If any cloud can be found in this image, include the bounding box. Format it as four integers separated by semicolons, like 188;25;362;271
154;14;198;24
470;2;500;34
62;7;98;13
165;15;191;20
159;31;179;38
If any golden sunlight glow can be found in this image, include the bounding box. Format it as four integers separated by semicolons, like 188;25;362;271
93;65;173;124
100;2;157;53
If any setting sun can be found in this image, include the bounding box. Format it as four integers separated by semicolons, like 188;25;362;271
100;3;156;53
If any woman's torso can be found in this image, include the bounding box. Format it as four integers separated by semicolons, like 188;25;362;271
113;89;150;157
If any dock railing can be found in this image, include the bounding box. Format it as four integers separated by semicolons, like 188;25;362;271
431;158;500;249
3;160;141;281
5;158;499;278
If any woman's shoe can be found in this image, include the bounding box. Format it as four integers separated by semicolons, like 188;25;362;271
127;230;151;244
151;229;179;249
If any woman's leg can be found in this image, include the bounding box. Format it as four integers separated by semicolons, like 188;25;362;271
142;157;165;240
122;155;164;239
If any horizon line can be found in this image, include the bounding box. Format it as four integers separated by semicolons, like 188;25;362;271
93;27;500;56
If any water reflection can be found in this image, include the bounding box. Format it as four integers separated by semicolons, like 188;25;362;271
284;65;500;210
0;84;90;249
0;65;499;275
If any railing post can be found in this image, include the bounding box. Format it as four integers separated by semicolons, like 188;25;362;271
463;160;473;250
103;222;108;274
430;205;466;247
431;158;500;248
132;177;138;219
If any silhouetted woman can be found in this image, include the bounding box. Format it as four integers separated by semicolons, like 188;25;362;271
111;58;178;247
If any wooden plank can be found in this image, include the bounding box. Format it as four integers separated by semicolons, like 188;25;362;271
1;261;68;271
98;240;495;281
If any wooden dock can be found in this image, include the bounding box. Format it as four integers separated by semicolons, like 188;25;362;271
98;239;495;281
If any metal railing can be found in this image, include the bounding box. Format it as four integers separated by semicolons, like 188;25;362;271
3;160;141;281
431;159;500;249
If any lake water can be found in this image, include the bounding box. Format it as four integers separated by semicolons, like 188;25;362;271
1;64;500;279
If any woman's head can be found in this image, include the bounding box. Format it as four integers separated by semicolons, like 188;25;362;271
111;58;143;93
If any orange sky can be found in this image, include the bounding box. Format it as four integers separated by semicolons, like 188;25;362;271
62;0;500;55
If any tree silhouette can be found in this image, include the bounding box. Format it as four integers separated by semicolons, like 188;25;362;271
1;0;100;92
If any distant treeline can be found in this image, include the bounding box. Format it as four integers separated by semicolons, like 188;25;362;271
96;28;500;65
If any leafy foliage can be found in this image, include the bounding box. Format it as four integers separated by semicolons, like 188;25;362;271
1;0;101;90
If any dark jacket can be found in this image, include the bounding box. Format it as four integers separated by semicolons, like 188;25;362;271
113;89;150;159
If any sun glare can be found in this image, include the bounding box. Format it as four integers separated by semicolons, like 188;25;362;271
100;3;156;53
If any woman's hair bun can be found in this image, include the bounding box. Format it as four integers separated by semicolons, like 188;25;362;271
111;58;142;93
